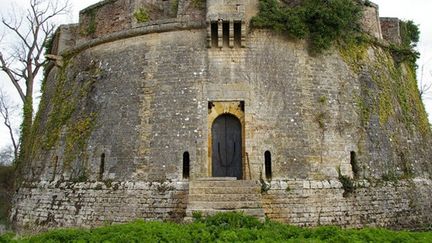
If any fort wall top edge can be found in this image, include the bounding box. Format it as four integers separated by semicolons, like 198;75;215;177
50;0;402;57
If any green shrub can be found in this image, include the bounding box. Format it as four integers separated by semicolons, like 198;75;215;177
400;20;420;49
251;0;363;54
0;165;14;227
5;212;432;242
196;212;262;230
337;166;355;196
134;7;150;23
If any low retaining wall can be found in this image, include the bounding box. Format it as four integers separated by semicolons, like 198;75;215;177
12;181;188;231
11;178;432;231
263;178;432;229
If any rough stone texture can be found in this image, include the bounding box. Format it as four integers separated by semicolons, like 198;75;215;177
263;179;432;229
11;0;432;231
361;3;382;39
78;0;206;40
12;181;188;230
380;17;402;45
51;24;79;55
185;178;265;221
79;0;132;39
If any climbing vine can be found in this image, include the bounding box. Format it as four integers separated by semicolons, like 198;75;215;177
23;58;99;180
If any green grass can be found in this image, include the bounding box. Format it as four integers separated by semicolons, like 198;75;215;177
1;212;432;242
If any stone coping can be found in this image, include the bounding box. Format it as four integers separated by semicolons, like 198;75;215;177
61;19;206;57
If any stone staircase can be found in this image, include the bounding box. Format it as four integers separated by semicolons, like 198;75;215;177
185;177;265;221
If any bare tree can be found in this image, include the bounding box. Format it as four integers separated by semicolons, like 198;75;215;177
0;0;70;169
0;90;20;161
0;146;14;166
418;65;432;100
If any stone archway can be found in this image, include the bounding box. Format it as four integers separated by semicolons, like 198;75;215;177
211;114;242;179
207;101;246;179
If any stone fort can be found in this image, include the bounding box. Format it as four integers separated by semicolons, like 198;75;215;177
11;0;432;230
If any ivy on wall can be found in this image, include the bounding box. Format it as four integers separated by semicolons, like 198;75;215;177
251;0;363;54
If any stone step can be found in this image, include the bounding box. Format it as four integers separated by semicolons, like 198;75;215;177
185;179;265;222
189;186;260;195
184;208;266;222
187;201;262;210
195;177;237;181
186;208;265;216
189;180;260;189
188;193;261;202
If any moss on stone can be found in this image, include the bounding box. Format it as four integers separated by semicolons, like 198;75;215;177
171;0;179;15
340;38;430;137
23;57;99;178
134;7;150;23
80;8;97;36
338;36;368;74
64;114;96;166
191;0;205;9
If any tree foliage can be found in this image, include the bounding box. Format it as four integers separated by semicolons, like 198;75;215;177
400;20;420;49
251;0;363;54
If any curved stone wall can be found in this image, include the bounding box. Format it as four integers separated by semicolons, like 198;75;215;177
11;0;432;231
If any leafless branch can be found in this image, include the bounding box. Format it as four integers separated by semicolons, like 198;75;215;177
419;82;432;99
0;53;25;102
0;90;20;160
0;0;70;170
419;65;432;100
0;0;70;104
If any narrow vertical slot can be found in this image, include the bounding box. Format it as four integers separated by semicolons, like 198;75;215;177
211;22;218;47
234;22;241;47
223;21;230;47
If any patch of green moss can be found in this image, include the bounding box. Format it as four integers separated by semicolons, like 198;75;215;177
338;36;369;73
368;53;395;125
23;58;99;177
171;0;179;15
337;166;354;197
63;114;97;166
356;98;370;126
403;65;431;136
315;112;327;130
372;49;430;136
191;0;205;9
343;39;430;136
42;62;76;150
84;9;97;35
134;7;150;23
318;95;327;104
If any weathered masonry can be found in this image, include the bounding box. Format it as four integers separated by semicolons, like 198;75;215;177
12;0;432;230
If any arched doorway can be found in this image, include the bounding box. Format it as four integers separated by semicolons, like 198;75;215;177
211;114;243;179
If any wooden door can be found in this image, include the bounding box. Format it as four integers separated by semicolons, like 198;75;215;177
212;114;242;179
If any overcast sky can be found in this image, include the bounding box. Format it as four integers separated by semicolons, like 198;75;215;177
0;0;431;149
